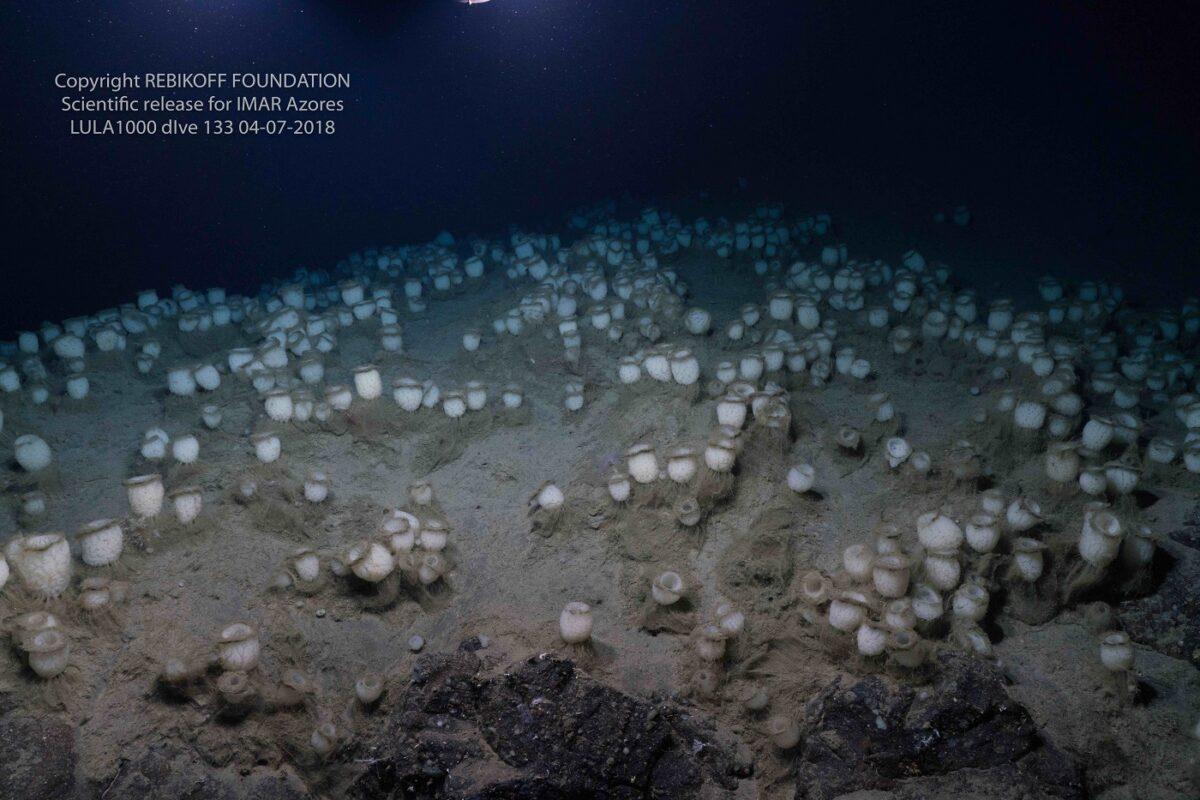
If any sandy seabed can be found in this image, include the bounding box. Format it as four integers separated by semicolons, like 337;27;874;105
1;207;1199;800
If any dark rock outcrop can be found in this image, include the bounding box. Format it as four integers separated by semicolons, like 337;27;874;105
0;713;79;800
6;647;1083;800
349;651;747;799
793;652;1083;800
1120;527;1200;668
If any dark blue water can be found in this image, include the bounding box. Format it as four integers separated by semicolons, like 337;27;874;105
1;1;1197;335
